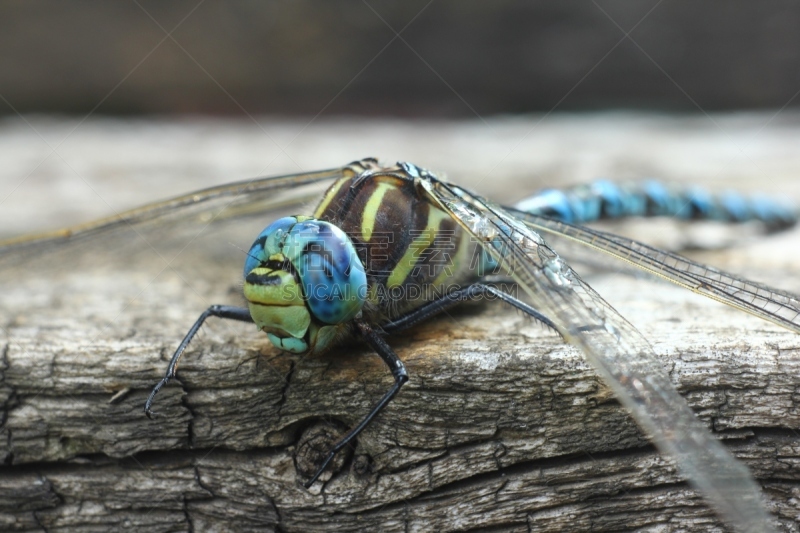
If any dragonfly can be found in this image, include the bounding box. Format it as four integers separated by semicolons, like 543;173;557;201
1;158;797;533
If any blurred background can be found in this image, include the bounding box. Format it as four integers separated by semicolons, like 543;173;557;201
3;0;800;116
2;0;800;237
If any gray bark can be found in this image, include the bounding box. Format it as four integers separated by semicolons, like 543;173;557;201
1;115;800;532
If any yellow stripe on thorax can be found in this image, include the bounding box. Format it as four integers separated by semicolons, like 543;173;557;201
360;181;395;242
429;228;471;289
386;208;449;288
313;176;350;218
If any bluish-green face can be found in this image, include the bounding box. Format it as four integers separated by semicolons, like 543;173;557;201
243;216;367;353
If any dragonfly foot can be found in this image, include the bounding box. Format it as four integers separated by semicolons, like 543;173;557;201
296;421;352;488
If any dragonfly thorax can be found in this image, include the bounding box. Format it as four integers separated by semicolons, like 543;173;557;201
243;216;367;353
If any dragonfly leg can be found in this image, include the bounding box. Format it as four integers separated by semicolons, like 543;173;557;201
144;305;253;418
382;282;559;335
304;319;408;488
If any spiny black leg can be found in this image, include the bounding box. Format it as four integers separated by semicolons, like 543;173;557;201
304;319;408;488
145;304;253;418
382;282;559;335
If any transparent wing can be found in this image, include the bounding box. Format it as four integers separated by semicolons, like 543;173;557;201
418;176;773;533
514;211;800;334
0;164;355;270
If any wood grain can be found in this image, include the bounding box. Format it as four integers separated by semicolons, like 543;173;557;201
1;114;800;532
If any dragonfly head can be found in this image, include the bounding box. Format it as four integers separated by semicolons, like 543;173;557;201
243;216;367;354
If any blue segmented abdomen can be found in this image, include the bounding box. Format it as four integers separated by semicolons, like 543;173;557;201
513;180;798;230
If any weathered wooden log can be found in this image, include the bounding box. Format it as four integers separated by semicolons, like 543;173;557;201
1;115;800;532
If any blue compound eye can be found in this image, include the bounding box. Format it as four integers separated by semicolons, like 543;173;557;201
244;216;300;277
284;220;367;325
